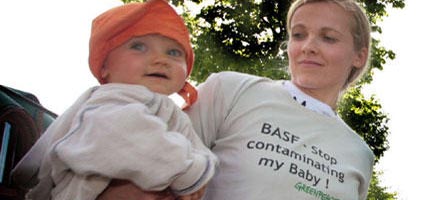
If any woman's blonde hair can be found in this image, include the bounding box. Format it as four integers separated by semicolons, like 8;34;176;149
286;0;371;88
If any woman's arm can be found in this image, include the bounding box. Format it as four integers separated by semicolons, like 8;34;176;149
97;180;175;200
97;179;207;200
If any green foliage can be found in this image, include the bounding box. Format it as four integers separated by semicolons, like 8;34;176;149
358;0;405;26
192;30;289;83
338;86;389;162
190;0;291;82
367;171;398;200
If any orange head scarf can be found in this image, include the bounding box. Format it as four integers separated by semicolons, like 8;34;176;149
89;0;197;108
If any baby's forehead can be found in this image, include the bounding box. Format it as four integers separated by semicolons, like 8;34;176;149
129;34;186;49
132;34;176;40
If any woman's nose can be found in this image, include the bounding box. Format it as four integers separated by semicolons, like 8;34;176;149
301;37;318;55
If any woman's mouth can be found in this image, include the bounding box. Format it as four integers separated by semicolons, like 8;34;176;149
298;60;322;67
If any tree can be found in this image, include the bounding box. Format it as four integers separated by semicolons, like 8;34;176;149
123;0;404;198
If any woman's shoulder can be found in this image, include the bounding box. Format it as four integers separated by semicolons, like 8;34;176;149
208;71;269;81
204;71;275;89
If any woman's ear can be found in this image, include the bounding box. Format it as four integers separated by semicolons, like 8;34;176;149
353;47;369;69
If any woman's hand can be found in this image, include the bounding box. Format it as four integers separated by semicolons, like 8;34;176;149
97;179;175;200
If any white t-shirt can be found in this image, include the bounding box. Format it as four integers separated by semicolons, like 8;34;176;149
186;72;374;200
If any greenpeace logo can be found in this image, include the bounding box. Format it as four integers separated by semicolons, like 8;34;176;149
294;182;340;200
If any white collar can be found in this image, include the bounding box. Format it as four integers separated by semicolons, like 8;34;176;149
283;81;338;118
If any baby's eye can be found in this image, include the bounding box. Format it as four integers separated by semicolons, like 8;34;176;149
130;42;147;51
167;49;183;57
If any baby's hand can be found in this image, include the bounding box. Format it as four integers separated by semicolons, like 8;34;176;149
177;185;207;200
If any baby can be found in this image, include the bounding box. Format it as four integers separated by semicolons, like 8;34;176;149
12;1;217;199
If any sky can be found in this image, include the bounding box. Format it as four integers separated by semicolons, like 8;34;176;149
1;0;429;199
361;1;430;199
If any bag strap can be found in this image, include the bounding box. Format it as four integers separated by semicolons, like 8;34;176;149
0;85;57;119
0;85;57;199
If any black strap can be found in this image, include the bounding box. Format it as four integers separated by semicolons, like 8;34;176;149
0;85;57;199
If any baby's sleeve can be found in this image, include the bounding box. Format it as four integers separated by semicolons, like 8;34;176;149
52;102;213;194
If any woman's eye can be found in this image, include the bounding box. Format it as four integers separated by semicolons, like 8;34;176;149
130;42;147;51
167;49;183;57
323;35;337;43
291;32;305;40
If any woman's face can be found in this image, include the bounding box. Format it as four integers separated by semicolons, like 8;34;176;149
287;2;366;104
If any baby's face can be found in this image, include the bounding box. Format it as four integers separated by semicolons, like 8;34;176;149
102;34;187;95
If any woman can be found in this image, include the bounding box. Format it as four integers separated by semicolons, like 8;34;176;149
99;0;374;199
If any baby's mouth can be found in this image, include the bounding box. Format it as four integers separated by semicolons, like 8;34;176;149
147;73;168;79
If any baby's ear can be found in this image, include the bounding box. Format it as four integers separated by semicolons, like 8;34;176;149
101;66;109;80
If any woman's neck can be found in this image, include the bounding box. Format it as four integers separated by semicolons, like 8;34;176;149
283;81;339;118
291;82;340;110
